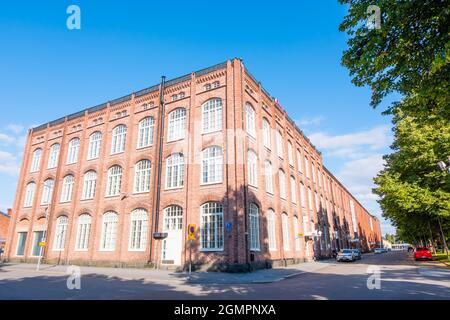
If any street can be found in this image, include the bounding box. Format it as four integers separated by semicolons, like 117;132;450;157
0;251;449;300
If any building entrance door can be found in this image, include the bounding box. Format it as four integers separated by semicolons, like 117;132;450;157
161;206;183;265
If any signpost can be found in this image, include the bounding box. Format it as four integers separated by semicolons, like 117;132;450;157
187;224;196;277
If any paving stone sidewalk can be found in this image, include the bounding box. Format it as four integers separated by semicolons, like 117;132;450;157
0;260;334;285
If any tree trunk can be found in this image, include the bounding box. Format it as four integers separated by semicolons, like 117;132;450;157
437;217;449;259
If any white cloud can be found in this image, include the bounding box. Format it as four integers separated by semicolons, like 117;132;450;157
296;116;325;127
0;150;20;176
6;124;24;134
0;133;15;145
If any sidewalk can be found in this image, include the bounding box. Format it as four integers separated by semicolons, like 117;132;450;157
0;260;334;285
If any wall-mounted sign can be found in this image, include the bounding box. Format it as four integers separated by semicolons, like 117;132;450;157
226;222;232;233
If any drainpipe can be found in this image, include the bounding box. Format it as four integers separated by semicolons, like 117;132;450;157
149;76;166;264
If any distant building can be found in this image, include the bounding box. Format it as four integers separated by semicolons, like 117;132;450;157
0;209;12;252
5;59;381;271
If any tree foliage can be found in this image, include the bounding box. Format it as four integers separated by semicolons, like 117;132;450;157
339;0;450;243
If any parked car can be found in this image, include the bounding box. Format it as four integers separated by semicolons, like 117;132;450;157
374;248;384;254
336;249;355;262
351;249;362;260
414;247;432;261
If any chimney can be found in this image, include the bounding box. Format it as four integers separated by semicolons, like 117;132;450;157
7;208;12;217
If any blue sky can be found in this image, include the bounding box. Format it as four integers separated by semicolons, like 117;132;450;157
0;0;395;234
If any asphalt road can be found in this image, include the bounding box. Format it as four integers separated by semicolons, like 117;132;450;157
0;251;449;300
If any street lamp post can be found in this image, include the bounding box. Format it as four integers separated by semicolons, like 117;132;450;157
36;181;52;271
436;157;450;260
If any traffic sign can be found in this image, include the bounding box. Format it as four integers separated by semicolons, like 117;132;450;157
39;241;46;247
188;224;196;240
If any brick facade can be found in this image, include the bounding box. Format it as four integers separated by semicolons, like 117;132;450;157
0;209;11;252
5;59;381;271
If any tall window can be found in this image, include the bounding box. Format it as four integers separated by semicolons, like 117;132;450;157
41;179;55;205
276;130;283;158
311;163;316;183
16;232;27;256
245;103;256;138
262;118;271;149
308;187;313;214
264;160;273;194
82;171;97;200
137;117;155;148
67;138;80;164
106;165;123;197
111;125;127;154
60;175;74;203
202;146;223;184
279;169;286;199
30;149;42;173
202;99;222;133
282;213;290;251
267;209;277;251
293;216;301;251
297;149;303;173
166;153;184;189
164;205;183;231
100;211;118;251
168;108;186;141
290;176;297;204
288;142;294;166
32;231;44;256
129;209;148;251
300;183;306;208
247;149;258;187
134;160;151;193
87;131;102;160
305;156;310;179
24;182;36;207
48;144;60;169
53;216;68;251
200;202;224;250
75;214;92;251
248;203;260;250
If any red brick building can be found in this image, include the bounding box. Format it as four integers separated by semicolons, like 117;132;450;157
0;209;11;253
5;59;381;271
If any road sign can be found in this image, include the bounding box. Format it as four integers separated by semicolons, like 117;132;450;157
188;224;196;240
39;241;46;247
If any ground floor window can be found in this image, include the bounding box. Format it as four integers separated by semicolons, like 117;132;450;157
31;231;44;256
16;232;27;256
200;202;224;250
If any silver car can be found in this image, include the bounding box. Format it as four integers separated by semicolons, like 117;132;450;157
336;249;355;262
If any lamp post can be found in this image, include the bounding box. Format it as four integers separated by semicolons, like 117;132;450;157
36;181;52;271
437;156;450;260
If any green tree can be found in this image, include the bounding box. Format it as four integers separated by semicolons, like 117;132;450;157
338;0;450;254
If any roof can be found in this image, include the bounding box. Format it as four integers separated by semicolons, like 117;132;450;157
0;211;10;218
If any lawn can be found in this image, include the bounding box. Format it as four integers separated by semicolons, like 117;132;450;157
433;252;450;266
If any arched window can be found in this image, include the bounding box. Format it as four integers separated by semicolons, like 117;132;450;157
264;160;273;194
134;160;151;193
282;213;290;251
267;209;277;251
288;141;294;166
53;216;69;251
293;215;301;251
297;149;303;173
129;209;149;251
290;176;297;204
100;211;118;251
276;130;283;158
82;171;97;200
247;149;258;187
168;108;186;141
248;203;260;251
41;179;55;205
300;182;307;208
262;118;271;149
279;169;286;199
30;149;42;173
137;117;155;148
163;205;183;231
202;99;222;134
200;202;224;250
245;103;256;138
67;138;80;164
87;131;102;160
60;175;74;203
106;165;123;197
201;146;223;184
48;143;60;169
305;155;310;179
111;125;127;154
166;153;184;189
75;214;92;251
24;182;36;207
311;162;316;183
